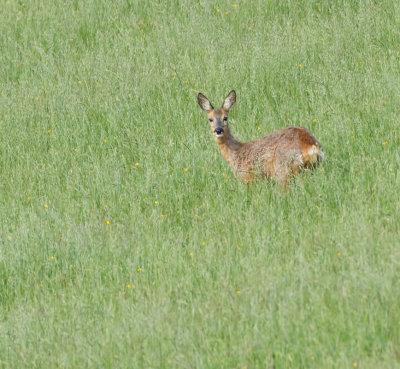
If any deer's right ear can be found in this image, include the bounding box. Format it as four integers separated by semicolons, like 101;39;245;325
198;93;213;113
222;90;236;111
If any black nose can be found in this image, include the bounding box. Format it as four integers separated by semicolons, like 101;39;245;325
214;128;224;135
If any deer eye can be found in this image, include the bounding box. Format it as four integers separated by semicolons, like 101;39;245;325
209;119;213;122
223;117;228;122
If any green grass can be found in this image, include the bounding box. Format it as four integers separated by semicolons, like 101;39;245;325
1;0;400;368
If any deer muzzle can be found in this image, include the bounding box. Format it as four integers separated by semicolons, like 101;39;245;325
214;127;224;137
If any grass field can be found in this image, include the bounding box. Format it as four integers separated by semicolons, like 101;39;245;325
1;0;400;368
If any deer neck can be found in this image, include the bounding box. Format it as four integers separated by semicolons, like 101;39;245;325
216;128;243;169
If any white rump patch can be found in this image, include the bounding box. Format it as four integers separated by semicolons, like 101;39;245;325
308;145;324;163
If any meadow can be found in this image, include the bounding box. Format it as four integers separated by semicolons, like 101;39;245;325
1;0;400;368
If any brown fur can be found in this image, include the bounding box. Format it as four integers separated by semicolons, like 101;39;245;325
198;91;324;185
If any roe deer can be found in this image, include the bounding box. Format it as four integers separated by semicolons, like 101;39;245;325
197;90;324;185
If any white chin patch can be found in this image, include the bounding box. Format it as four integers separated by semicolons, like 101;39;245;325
215;133;224;138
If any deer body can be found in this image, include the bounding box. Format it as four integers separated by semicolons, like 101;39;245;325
198;91;324;184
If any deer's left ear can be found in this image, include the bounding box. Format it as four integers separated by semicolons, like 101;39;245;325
198;93;214;113
222;90;236;111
